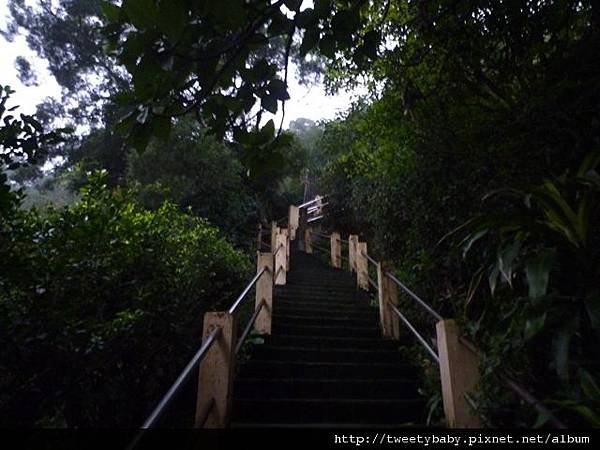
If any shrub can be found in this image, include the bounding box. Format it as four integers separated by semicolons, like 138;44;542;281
0;171;251;426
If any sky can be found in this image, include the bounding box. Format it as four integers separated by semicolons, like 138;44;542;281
0;0;361;128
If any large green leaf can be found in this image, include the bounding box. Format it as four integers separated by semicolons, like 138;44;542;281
122;0;159;30
525;248;555;298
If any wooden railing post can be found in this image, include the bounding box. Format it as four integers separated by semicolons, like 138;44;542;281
436;319;481;428
255;251;273;334
376;262;400;339
288;205;299;240
330;232;341;268
274;231;287;285
356;242;369;290
196;311;236;428
348;234;358;273
305;228;313;254
270;221;279;252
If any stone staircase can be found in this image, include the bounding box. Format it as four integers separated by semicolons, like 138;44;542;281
232;249;426;427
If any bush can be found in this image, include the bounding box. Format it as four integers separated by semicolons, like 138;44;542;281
0;171;251;426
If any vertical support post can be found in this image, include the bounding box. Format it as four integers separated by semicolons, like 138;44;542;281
274;232;287;285
196;312;236;428
270;221;280;252
288;205;299;240
305;228;313;254
283;228;290;271
436;319;481;428
298;207;308;251
330;232;341;268
376;262;400;339
348;234;358;273
255;252;273;334
356;242;369;290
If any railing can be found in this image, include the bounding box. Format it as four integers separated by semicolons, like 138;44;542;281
303;223;566;429
129;200;305;445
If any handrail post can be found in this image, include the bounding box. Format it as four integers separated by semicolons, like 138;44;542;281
436;319;481;428
298;207;308;251
196;311;237;428
330;232;341;268
288;205;299;240
283;228;290;271
305;228;313;254
270;221;279;251
348;234;358;273
377;263;400;339
255;252;273;334
356;242;369;290
275;231;287;285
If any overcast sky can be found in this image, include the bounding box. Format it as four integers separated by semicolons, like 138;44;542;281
0;0;361;128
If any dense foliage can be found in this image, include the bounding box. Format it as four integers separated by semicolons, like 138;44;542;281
3;0;600;429
0;171;251;426
314;0;600;426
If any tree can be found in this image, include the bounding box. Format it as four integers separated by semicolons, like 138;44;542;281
101;0;383;153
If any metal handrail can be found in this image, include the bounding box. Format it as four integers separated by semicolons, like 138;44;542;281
312;231;331;239
312;243;330;254
307;215;324;223
385;272;443;322
360;250;378;266
307;202;329;213
228;267;268;315
235;300;266;355
140;327;222;429
298;195;328;209
368;276;378;290
273;243;284;257
388;302;439;364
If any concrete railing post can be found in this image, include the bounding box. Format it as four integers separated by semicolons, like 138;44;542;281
255;251;273;334
196;312;236;428
274;231;287;285
376;262;400;339
356;242;369;291
305;228;313;254
348;234;359;273
436;319;481;428
288;205;299;240
330;232;341;268
270;221;279;252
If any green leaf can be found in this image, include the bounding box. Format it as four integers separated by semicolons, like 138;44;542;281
319;34;336;58
579;369;600;401
122;0;159;30
261;95;278;114
497;240;521;287
284;0;302;10
584;295;600;330
101;1;121;22
525;248;555;298
258;119;275;143
267;79;290;101
153;116;172;141
524;313;546;341
295;8;315;28
460;230;487;258
158;0;187;43
552;326;572;380
300;29;319;56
